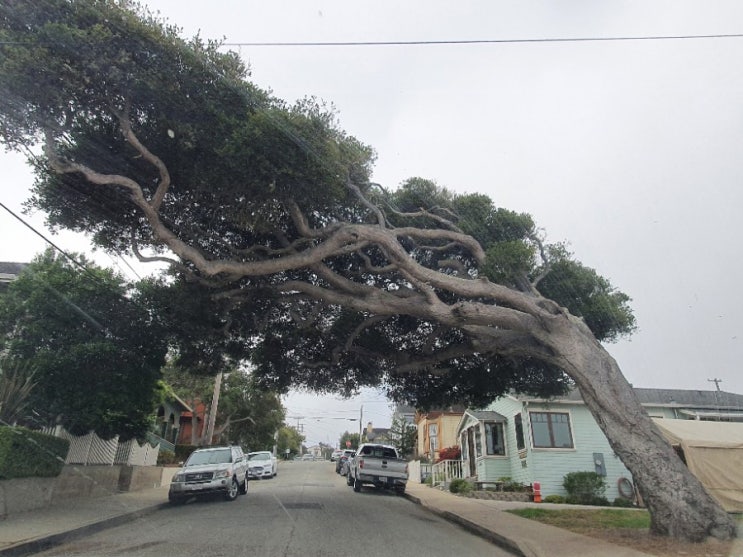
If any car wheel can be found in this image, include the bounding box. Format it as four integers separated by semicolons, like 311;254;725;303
168;493;186;505
225;478;239;501
353;477;362;493
395;486;406;496
239;474;248;495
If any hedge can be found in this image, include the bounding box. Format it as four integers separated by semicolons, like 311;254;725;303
0;426;70;479
175;444;197;463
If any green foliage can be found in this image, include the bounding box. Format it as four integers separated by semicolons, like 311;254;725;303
537;256;636;343
508;508;651;530
156;449;178;466
277;426;304;457
449;478;473;494
0;250;167;439
0;0;636;413
543;494;566;504
217;370;285;450
389;416;416;459
563;471;608;505
0;426;69;478
339;431;360;451
174;444;197;463
0;358;36;425
612;497;635;508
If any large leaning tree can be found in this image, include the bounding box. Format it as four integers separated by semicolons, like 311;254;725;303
0;0;736;541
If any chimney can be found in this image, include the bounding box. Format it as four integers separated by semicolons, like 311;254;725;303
366;422;373;434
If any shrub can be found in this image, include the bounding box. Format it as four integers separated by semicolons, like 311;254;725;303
157;449;178;466
449;478;473;494
563;471;607;505
543;494;566;504
613;497;635;508
0;426;69;479
502;480;529;492
437;446;461;462
174;444;197;463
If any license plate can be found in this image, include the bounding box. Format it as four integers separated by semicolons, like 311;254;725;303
378;476;387;482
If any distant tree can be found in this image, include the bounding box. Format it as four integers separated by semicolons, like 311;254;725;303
162;363;284;449
0;0;735;540
389;416;417;459
217;370;285;450
0;250;167;439
339;431;360;450
277;425;304;458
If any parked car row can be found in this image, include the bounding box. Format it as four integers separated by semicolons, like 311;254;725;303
335;449;355;475
168;446;280;505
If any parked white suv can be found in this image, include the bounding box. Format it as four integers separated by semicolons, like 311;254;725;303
168;445;249;504
247;450;278;479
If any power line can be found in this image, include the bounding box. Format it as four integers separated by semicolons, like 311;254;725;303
223;33;743;48
4;32;743;50
0;200;100;280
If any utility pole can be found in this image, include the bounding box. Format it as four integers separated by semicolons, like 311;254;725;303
359;404;363;443
708;378;723;421
204;371;223;446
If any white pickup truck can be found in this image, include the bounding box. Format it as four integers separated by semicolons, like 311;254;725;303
346;443;408;495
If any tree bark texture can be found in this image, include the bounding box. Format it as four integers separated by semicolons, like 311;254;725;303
545;313;737;541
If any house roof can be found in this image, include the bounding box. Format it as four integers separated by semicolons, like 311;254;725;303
517;387;743;410
0;262;27;285
0;261;27;274
467;410;507;422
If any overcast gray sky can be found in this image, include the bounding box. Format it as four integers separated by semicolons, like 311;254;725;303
2;1;743;447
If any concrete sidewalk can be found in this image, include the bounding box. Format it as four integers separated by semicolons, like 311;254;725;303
0;486;170;556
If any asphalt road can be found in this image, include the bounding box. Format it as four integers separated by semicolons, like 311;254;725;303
34;459;511;557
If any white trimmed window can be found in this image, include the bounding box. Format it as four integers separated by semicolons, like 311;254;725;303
530;412;574;449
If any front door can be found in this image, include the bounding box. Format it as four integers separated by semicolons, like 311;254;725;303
467;428;477;477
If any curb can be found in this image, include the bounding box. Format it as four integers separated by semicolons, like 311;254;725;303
0;503;170;557
403;492;527;557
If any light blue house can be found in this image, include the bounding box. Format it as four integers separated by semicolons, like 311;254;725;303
455;388;743;501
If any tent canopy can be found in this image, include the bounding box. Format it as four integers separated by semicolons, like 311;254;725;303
652;418;743;512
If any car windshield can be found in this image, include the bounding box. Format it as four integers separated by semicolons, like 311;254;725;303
186;449;232;466
248;453;270;461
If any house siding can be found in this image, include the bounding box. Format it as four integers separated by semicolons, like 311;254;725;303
487;398;632;500
417;413;464;460
477;456;511;480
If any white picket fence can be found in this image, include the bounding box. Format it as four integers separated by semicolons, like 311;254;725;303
41;426;161;466
431;459;465;488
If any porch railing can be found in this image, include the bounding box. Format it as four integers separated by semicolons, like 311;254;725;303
431;459;465;488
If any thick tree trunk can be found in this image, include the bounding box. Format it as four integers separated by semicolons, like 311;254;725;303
548;313;736;542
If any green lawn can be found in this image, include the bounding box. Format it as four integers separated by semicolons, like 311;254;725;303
507;508;651;530
508;508;743;533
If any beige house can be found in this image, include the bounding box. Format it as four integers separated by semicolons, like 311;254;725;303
415;408;464;461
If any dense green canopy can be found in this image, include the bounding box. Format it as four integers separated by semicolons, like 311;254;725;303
0;0;635;409
0;250;167;438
